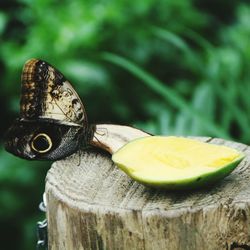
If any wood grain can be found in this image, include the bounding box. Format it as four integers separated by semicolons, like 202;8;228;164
45;137;250;250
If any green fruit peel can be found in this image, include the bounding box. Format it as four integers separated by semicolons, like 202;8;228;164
112;136;245;190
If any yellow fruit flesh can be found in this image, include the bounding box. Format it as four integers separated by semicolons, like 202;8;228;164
112;136;243;183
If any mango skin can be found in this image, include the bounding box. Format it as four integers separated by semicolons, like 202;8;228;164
112;137;245;190
114;155;244;190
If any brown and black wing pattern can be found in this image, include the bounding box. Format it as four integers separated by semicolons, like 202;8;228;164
20;59;87;126
4;59;94;160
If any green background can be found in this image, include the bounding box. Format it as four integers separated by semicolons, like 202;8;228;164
1;0;250;249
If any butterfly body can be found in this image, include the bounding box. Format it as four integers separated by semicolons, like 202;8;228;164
4;59;94;160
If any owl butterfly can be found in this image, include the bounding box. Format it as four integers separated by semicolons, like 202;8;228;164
4;59;95;160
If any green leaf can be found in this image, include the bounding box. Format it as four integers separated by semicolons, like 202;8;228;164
102;52;231;139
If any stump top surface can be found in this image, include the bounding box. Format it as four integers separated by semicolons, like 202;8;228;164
46;137;250;213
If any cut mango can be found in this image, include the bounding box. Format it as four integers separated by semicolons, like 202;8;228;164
112;136;245;189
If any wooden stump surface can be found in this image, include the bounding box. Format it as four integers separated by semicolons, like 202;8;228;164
45;137;250;250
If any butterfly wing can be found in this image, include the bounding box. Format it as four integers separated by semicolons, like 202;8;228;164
4;59;94;160
20;59;87;126
4;119;86;160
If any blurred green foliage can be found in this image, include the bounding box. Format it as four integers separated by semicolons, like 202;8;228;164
0;0;250;249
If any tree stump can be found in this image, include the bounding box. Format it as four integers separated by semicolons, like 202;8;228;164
45;136;250;250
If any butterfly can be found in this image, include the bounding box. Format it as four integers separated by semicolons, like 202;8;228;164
4;59;95;160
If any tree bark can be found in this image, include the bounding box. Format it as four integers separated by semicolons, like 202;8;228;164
45;137;250;250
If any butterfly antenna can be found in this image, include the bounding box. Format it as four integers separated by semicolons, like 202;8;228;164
93;134;102;145
90;124;107;146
